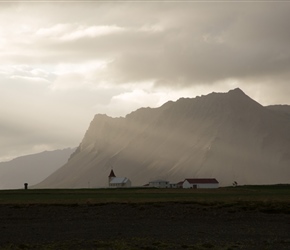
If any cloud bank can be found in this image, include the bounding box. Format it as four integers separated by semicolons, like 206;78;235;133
0;2;290;160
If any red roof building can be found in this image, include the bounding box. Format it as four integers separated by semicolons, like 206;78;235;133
176;181;184;188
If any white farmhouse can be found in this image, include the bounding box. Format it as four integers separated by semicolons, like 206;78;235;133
149;179;169;188
182;178;219;189
108;170;131;188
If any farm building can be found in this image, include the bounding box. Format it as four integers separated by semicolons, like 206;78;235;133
108;170;131;188
182;178;219;189
176;181;184;188
149;179;169;188
168;182;178;188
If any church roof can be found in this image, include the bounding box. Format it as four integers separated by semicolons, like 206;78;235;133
110;177;130;184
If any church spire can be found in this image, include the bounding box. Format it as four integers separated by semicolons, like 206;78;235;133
108;169;116;187
108;169;116;178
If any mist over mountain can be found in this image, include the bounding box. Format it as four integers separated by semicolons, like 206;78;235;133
35;89;290;188
0;148;75;189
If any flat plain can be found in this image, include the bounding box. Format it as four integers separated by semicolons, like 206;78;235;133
0;186;290;249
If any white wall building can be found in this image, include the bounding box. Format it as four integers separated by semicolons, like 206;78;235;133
182;178;219;189
109;177;131;188
149;180;169;188
169;182;177;188
108;169;131;188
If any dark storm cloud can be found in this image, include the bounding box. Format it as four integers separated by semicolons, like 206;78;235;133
13;2;288;88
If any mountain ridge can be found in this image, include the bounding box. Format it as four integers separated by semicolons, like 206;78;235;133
35;89;290;188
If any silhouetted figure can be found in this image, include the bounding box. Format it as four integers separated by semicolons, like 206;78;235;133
24;183;28;190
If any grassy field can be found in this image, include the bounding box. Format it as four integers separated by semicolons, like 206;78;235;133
0;185;290;209
0;185;290;249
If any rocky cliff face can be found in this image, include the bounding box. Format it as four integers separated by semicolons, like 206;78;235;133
35;89;290;188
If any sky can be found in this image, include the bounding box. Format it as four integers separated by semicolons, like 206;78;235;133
1;0;290;161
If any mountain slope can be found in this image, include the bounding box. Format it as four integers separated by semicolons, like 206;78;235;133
0;148;75;189
267;105;290;119
35;89;290;188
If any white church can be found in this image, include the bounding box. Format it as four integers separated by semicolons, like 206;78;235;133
108;169;131;188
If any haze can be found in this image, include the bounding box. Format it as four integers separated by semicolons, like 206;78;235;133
1;1;290;161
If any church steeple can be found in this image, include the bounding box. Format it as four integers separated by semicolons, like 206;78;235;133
108;169;116;186
109;169;116;178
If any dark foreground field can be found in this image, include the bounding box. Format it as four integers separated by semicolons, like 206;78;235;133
0;186;290;250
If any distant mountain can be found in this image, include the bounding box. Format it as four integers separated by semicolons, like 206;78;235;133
0;148;75;189
35;89;290;188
